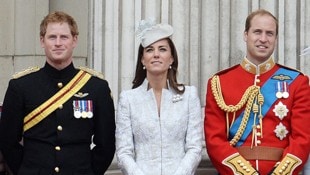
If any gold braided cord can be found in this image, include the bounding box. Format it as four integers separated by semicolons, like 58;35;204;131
210;75;261;146
211;75;259;113
229;89;259;146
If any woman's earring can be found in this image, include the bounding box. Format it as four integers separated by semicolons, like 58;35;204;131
143;66;146;70
169;65;172;69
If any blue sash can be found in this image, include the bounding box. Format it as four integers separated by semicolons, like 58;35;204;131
229;68;299;146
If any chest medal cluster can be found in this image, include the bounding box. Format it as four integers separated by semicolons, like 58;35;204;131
272;75;291;141
73;100;93;119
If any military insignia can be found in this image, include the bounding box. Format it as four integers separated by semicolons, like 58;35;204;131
273;101;289;120
78;66;104;80
274;122;289;140
73;100;93;119
244;63;251;71
275;81;290;99
74;92;89;98
272;74;292;81
12;66;40;79
265;63;271;70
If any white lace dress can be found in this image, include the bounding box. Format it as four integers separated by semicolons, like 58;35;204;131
115;79;203;175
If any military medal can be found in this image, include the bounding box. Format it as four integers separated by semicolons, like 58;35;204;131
86;100;93;118
274;122;289;140
81;111;88;118
275;81;283;98
73;100;81;118
282;82;289;98
73;100;93;119
272;101;289;120
74;111;81;118
275;81;290;99
87;111;93;118
276;91;282;98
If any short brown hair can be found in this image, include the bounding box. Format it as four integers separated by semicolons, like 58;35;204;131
40;11;79;37
245;9;278;36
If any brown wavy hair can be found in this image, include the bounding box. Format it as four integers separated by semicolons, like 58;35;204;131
132;38;185;94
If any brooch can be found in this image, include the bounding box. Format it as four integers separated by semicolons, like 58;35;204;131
274;122;289;140
272;101;289;120
172;94;183;103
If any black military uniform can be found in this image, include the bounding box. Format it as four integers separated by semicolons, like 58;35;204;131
0;62;116;175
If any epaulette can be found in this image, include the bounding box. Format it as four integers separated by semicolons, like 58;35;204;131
213;64;239;76
12;66;40;79
277;64;304;75
78;66;105;80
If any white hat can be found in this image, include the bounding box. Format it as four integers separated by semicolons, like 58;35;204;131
136;18;174;47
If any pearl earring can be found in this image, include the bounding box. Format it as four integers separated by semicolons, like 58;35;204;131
143;66;146;70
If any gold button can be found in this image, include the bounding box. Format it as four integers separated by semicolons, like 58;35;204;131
58;105;63;109
57;125;63;131
54;167;60;172
256;79;260;83
256;140;261;144
256;132;261;137
55;146;61;151
57;82;63;88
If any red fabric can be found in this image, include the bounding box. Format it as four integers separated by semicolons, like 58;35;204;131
204;64;310;175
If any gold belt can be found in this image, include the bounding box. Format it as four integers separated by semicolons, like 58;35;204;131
236;146;283;161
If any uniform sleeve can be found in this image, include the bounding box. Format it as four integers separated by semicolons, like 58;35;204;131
173;86;203;175
91;80;116;175
204;78;257;174
115;91;145;175
0;80;24;175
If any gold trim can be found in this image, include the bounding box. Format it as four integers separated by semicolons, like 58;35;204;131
222;153;259;175
240;57;275;75
13;66;40;79
210;75;263;146
78;66;104;80
271;153;302;175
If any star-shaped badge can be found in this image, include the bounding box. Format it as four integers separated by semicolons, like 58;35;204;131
274;122;289;140
273;101;289;120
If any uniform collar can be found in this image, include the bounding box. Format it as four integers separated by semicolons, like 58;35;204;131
240;57;275;75
43;62;76;79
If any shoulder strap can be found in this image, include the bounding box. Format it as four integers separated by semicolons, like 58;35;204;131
23;70;92;132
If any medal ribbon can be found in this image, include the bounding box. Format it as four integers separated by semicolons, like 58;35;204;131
23;70;92;132
230;68;299;146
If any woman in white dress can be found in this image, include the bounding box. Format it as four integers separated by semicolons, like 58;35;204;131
115;20;203;175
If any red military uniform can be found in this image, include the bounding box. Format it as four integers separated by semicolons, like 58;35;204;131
204;57;310;175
